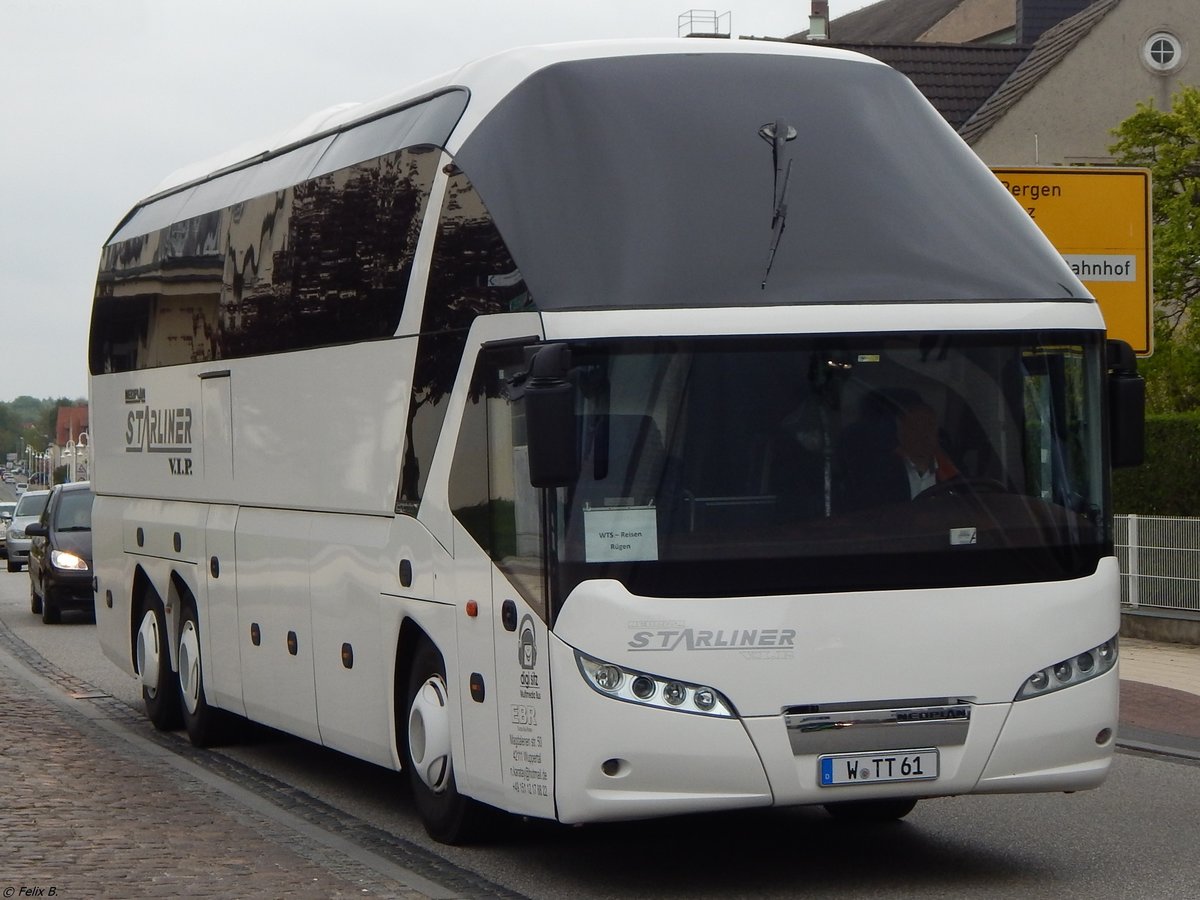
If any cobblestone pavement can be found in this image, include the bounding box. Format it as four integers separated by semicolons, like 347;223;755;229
0;649;431;899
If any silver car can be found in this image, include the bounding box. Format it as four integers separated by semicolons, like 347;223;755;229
6;489;51;573
0;501;15;559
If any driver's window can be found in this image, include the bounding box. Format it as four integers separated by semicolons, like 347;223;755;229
449;344;547;621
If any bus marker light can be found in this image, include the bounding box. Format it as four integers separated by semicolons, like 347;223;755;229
632;676;655;700
575;651;736;717
1016;636;1118;700
594;665;622;691
466;600;479;618
601;758;628;777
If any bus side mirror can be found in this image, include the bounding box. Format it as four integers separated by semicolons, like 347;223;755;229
520;344;579;488
1108;339;1144;468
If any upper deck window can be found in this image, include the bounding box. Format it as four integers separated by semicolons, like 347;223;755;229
90;145;439;374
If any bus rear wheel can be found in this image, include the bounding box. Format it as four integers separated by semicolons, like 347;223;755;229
178;600;237;746
402;637;490;844
136;595;182;730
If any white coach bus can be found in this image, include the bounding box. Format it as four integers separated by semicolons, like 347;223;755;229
89;39;1144;843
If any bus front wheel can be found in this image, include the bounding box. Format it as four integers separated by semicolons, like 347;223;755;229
402;638;490;844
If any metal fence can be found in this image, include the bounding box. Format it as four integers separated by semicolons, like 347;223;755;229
1115;514;1200;613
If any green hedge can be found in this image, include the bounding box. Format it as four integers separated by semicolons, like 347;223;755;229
1113;412;1200;515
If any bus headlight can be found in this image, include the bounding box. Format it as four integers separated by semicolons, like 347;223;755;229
1015;636;1118;700
576;651;736;718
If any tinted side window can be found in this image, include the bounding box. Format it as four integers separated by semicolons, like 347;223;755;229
91;146;439;373
397;166;532;511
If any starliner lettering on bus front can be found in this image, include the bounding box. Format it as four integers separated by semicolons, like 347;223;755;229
628;628;797;651
124;388;194;475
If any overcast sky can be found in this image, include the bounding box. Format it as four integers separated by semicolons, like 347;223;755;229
0;0;873;402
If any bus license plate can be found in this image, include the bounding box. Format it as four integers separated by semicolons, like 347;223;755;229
819;749;939;787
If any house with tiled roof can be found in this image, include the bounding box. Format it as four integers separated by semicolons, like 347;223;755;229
791;0;1198;165
963;0;1198;165
819;41;1030;130
794;0;1016;44
55;406;88;447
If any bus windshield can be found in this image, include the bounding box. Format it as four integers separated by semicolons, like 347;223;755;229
548;331;1108;604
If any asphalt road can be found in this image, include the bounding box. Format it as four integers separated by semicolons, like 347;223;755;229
2;564;1199;899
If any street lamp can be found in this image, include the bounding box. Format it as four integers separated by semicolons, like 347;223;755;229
76;432;89;482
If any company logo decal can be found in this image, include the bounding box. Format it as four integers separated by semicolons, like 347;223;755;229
627;627;796;654
124;387;195;476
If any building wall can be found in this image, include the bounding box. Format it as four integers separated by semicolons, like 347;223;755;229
971;0;1198;165
921;0;1013;44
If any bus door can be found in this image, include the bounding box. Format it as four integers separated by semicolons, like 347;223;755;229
434;321;556;818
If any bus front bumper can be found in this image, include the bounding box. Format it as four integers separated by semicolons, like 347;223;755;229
550;645;1117;824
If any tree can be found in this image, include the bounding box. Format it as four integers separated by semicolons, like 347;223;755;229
1110;86;1200;341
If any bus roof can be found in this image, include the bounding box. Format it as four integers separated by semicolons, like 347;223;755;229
152;39;882;198
150;38;883;196
120;38;1087;310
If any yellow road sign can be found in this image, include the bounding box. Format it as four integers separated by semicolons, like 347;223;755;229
992;167;1152;355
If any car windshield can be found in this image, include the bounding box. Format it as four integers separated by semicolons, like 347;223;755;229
14;492;49;517
543;331;1106;601
54;490;94;531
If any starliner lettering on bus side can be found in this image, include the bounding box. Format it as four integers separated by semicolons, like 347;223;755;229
627;628;797;651
124;393;195;476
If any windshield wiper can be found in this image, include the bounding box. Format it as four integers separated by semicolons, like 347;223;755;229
759;119;797;289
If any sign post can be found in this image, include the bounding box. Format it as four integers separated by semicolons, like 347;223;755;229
992;167;1152;356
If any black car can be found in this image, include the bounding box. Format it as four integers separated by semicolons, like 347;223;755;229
27;482;94;624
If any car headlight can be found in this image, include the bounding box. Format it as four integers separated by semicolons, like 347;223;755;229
576;651;736;717
1015;636;1117;700
50;549;89;571
10;525;25;539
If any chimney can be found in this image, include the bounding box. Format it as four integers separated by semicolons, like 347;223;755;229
1016;0;1096;45
809;0;829;40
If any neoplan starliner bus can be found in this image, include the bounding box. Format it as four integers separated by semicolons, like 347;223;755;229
89;39;1145;843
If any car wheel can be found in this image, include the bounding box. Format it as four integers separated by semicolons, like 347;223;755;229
6;559;18;573
30;586;42;615
824;798;919;823
402;637;491;844
136;595;182;730
178;600;237;746
40;597;60;625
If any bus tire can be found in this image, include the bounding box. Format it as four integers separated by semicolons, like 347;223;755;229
178;599;237;747
136;594;182;731
402;637;490;844
824;798;918;823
